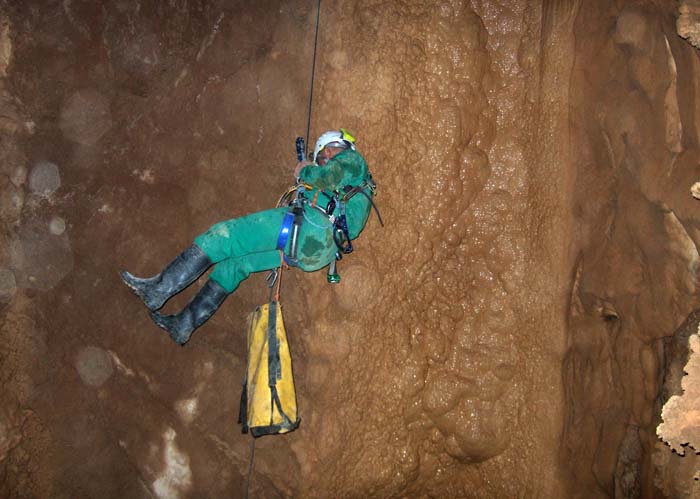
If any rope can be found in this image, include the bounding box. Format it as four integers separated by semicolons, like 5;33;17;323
273;255;283;302
243;6;321;498
304;0;322;157
244;437;256;499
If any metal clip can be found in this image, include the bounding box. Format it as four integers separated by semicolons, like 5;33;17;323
327;259;340;284
265;268;278;288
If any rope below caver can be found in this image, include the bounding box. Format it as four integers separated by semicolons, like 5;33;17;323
243;437;255;499
244;2;321;498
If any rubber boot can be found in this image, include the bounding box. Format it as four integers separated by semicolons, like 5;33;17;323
120;244;212;311
149;279;229;345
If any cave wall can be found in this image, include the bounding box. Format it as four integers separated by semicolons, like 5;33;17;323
2;0;700;498
0;1;313;497
289;1;570;496
563;1;700;497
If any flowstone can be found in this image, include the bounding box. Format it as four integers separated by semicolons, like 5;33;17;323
658;333;700;454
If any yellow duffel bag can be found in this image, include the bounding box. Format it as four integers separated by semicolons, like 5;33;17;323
239;301;299;437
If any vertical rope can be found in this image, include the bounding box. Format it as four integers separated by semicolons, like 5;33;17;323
244;5;320;498
274;264;283;302
304;0;322;158
244;437;256;499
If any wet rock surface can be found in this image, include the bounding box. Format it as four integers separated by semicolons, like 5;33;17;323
14;220;73;291
59;89;112;146
0;268;16;303
2;0;700;498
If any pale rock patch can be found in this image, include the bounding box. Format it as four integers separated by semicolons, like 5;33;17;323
152;427;193;499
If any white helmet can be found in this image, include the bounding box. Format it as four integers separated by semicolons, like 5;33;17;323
313;128;356;163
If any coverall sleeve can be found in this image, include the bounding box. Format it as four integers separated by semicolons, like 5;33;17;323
298;150;366;192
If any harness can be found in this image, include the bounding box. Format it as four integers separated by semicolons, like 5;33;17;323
275;185;306;267
276;176;383;282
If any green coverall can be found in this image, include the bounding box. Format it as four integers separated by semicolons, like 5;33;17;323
193;149;373;293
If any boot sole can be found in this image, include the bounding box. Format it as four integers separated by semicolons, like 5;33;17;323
149;311;191;346
120;271;163;311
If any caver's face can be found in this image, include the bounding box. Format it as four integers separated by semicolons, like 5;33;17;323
316;146;345;166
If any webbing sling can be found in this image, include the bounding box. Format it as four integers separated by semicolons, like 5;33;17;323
266;302;293;429
341;182;384;227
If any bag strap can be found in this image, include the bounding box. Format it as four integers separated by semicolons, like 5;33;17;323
266;301;295;428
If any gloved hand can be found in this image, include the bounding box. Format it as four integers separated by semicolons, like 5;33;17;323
294;160;313;178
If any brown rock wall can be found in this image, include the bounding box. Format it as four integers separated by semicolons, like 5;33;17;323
288;1;573;496
563;1;700;497
3;0;700;497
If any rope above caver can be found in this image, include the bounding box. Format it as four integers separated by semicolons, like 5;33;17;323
304;0;322;158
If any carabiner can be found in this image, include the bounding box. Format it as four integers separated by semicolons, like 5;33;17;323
265;268;278;289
